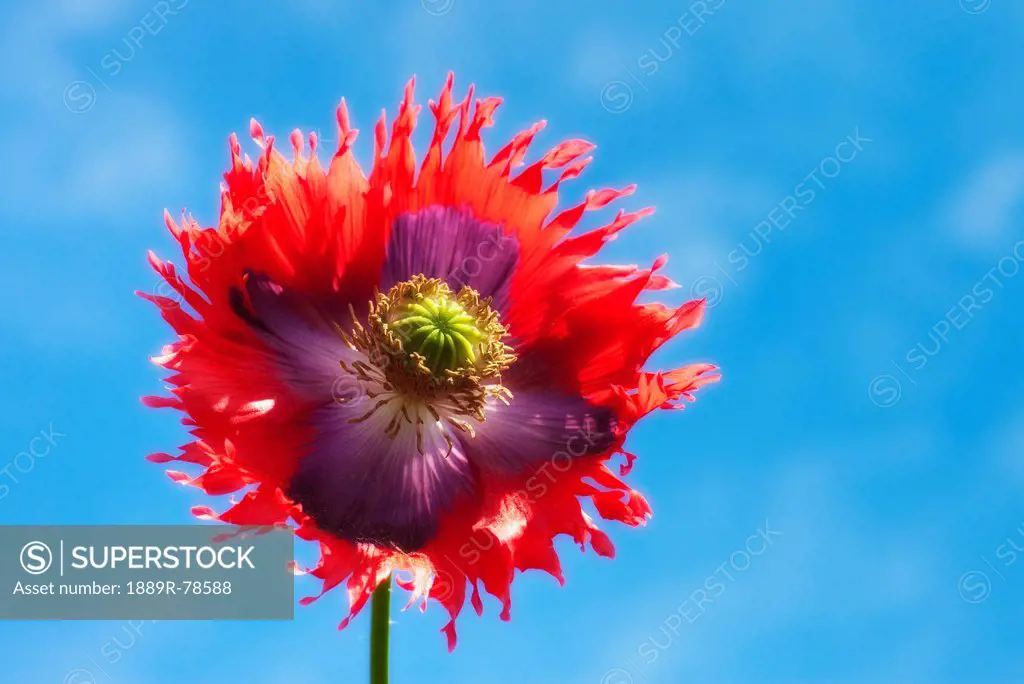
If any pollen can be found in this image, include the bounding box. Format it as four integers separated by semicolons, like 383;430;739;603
335;276;516;455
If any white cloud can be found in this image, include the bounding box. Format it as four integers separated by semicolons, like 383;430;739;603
566;31;646;95
0;0;130;107
639;171;776;283
0;0;191;223
68;98;187;213
982;406;1024;484
590;437;959;683
719;1;874;81
947;153;1024;251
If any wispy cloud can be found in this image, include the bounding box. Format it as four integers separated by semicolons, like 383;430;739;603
0;0;190;223
947;153;1024;251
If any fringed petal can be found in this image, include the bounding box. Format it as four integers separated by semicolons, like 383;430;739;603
142;73;718;651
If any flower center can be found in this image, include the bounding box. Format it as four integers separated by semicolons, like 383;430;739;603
391;295;483;375
336;276;515;455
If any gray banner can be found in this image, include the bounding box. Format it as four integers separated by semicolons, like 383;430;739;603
0;525;294;620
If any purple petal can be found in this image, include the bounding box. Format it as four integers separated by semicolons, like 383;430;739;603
241;274;359;403
381;206;520;311
461;390;618;474
289;401;475;551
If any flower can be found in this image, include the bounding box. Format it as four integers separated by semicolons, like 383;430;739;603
141;74;718;649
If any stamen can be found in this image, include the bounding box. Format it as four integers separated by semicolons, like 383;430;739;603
339;276;516;457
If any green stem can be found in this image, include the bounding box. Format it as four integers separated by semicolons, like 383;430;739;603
369;575;391;684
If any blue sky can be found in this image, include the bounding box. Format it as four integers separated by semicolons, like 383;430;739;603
1;0;1023;682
